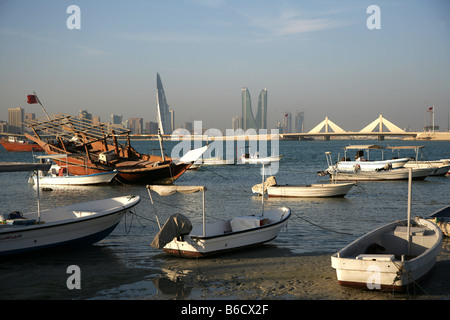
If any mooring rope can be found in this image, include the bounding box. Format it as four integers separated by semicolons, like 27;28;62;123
290;209;354;235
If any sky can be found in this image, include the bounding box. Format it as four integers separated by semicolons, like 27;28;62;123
0;0;449;132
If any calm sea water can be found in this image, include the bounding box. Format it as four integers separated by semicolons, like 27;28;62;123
0;138;449;299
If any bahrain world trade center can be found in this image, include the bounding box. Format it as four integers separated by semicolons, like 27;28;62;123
242;87;267;131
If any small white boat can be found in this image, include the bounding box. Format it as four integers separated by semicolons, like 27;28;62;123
0;162;140;256
404;162;450;176
202;157;235;166
29;155;117;186
148;185;291;258
320;151;434;181
334;145;409;172
189;156;235;170
427;205;450;237
30;165;117;186
331;169;443;291
252;176;355;198
324;167;435;181
239;147;283;164
387;146;450;176
240;153;283;164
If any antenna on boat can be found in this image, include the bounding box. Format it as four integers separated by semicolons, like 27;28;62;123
407;167;412;256
35;168;42;223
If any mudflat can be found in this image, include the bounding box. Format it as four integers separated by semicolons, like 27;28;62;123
159;245;450;300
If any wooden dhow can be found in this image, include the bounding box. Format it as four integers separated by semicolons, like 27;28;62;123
25;113;204;184
0;135;43;152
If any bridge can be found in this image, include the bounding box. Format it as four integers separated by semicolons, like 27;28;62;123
281;114;418;140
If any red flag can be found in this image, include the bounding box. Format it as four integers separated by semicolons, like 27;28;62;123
428;106;433;111
27;95;38;104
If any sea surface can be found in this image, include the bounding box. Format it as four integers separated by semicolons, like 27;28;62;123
0;138;449;299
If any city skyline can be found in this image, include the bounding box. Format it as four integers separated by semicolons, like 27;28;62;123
0;1;449;132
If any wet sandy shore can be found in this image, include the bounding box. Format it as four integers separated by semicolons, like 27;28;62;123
159;245;450;300
1;242;448;301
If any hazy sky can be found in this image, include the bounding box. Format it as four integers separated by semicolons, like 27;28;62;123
1;0;449;132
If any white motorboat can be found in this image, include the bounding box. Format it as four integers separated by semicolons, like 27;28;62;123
30;168;117;186
240;153;283;164
331;169;443;291
189;156;235;170
325;167;435;181
333;145;409;172
202;157;235;166
387;146;450;176
252;176;355;198
405;162;450;176
148;184;291;258
29;154;117;186
427;205;450;237
239;147;283;164
320;152;434;181
0;162;140;256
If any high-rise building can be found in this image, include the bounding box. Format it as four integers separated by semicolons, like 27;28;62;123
156;73;173;135
232;116;243;130
8;107;24;134
256;88;267;130
129;118;143;134
295;111;304;133
241;87;267;131
283;112;292;134
111;114;123;126
79;109;92;120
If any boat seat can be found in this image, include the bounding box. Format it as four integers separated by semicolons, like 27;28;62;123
394;226;426;236
230;216;264;232
356;254;395;261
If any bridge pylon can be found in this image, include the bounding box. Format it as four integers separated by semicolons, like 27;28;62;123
359;114;405;133
308;117;346;134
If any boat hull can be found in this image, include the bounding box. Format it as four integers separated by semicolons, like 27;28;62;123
162;207;291;258
31;171;117;186
25;133;192;185
0;195;140;256
240;155;283;164
0;140;43;152
266;183;354;198
331;218;442;291
116;162;192;184
405;162;450;176
328;167;434;181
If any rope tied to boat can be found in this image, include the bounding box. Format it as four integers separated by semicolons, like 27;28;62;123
385;258;431;297
291;209;354;235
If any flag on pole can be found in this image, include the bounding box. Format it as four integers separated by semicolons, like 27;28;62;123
27;95;38;104
428;106;433;111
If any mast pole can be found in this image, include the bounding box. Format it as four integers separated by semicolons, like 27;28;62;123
34;91;51;121
407;168;412;256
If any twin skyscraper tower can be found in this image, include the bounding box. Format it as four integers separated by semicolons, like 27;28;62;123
241;87;267;131
157;72;268;133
